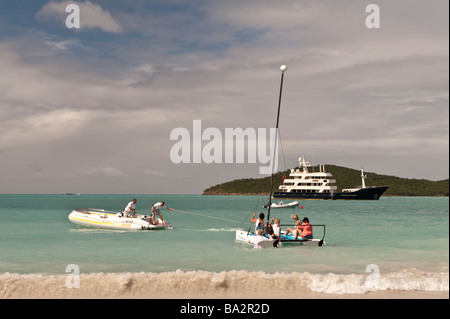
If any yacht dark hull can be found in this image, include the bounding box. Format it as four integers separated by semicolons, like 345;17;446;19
273;186;389;200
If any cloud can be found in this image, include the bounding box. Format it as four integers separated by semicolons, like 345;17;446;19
36;1;122;33
83;167;128;178
0;0;447;194
0;108;92;151
42;38;84;53
143;170;166;177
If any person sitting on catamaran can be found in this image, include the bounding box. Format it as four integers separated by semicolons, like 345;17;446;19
251;212;266;235
297;217;313;239
151;201;174;225
284;214;300;237
268;218;281;240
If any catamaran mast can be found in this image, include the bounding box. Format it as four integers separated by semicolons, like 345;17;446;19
267;65;287;225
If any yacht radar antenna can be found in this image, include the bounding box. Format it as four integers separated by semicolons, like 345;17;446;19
299;156;311;173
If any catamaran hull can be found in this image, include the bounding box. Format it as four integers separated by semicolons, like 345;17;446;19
68;209;172;230
235;229;325;247
273;186;388;200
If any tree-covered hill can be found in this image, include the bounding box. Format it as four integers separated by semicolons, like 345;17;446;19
202;165;449;197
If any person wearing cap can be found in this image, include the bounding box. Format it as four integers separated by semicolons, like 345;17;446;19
297;217;313;240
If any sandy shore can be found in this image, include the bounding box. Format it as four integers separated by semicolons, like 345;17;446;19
3;289;449;299
1;272;448;299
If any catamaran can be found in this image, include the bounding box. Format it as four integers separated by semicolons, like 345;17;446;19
235;65;326;248
235;227;325;248
68;208;172;230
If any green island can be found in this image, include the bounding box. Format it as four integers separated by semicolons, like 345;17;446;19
203;165;449;197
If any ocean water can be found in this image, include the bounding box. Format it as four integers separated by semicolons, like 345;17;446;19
0;194;448;296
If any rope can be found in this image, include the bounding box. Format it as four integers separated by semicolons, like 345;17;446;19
174;209;240;225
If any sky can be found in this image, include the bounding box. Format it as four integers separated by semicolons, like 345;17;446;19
0;0;448;194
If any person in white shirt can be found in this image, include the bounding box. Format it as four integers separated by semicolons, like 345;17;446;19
123;198;137;217
269;218;281;247
270;218;281;239
151;201;174;225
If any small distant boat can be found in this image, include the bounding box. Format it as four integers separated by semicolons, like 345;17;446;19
263;201;299;208
68;209;172;230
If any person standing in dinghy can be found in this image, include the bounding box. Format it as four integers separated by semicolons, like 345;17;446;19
151;201;174;225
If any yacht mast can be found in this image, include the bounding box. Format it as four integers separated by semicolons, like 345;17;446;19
361;168;366;189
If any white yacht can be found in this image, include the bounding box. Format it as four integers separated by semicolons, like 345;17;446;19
273;156;388;200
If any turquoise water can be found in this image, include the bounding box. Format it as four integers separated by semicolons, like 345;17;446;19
0;194;448;278
0;195;449;274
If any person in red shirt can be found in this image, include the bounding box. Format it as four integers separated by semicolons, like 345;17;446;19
297;217;313;240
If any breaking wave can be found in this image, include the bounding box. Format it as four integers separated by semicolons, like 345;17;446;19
1;268;448;299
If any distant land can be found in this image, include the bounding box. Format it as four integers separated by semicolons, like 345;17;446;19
203;165;449;197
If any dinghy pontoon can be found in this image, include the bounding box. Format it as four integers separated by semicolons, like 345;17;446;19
263;201;299;209
68;208;172;230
